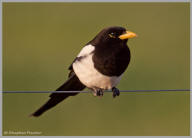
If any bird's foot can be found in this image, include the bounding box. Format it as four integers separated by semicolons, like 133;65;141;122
112;87;120;98
96;89;104;97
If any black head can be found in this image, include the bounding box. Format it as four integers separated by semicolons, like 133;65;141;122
90;26;137;46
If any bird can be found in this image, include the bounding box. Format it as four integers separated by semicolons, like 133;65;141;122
31;26;137;117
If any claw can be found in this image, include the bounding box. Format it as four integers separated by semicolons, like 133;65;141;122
96;89;103;97
112;87;120;98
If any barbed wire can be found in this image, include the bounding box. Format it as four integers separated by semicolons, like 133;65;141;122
2;89;191;94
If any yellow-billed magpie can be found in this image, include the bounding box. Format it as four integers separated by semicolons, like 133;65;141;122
31;26;137;117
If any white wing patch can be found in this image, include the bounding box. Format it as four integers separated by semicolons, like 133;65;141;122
73;44;122;90
77;44;95;57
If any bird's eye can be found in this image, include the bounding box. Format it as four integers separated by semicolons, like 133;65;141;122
109;32;116;38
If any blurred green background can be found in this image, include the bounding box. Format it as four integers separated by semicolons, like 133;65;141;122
3;2;190;136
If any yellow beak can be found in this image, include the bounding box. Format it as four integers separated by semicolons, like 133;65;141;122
119;31;137;40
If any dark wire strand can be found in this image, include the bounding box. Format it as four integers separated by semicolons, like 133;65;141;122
2;89;191;94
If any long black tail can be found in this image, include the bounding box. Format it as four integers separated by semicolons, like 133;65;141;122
31;72;85;117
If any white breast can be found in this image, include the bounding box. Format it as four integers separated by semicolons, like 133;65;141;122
72;44;122;90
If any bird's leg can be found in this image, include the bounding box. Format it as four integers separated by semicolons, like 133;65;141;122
96;89;104;97
112;87;120;98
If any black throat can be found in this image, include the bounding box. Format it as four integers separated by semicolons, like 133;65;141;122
90;39;131;77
